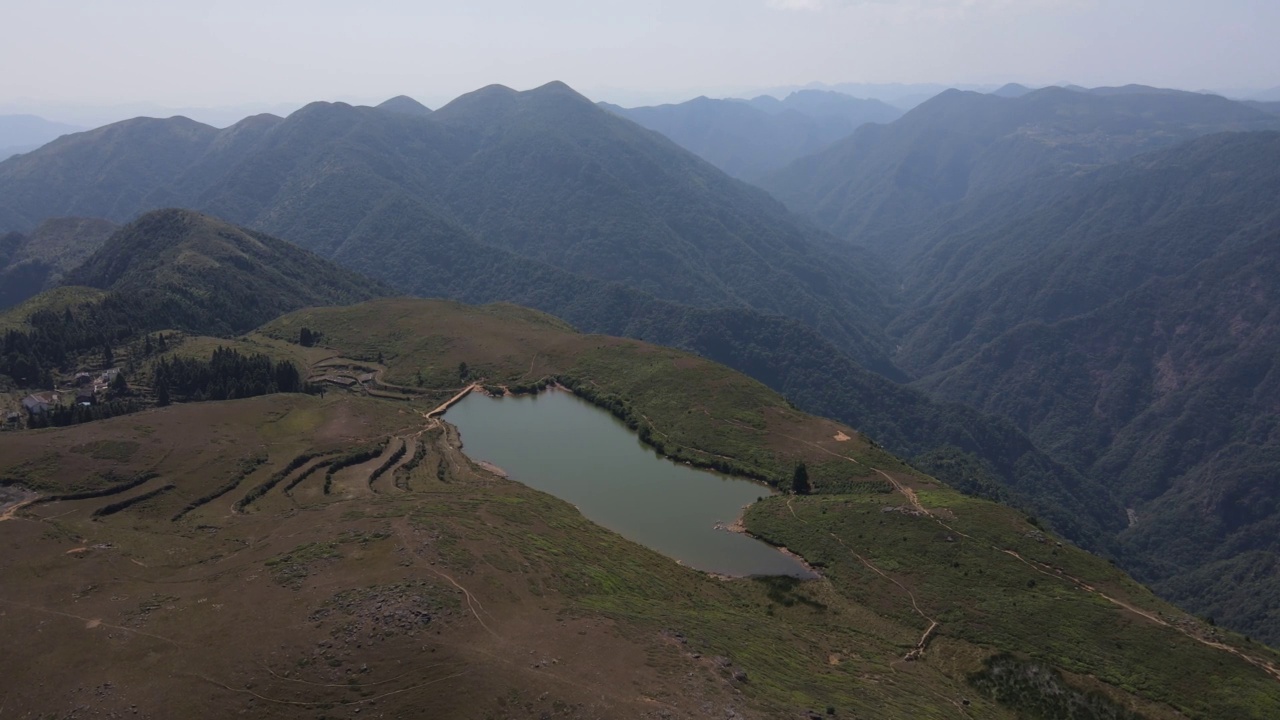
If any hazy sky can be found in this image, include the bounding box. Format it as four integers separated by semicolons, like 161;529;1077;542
2;0;1277;111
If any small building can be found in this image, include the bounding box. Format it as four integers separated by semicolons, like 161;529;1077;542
100;368;121;384
74;372;94;387
4;411;20;425
76;390;96;406
22;392;59;415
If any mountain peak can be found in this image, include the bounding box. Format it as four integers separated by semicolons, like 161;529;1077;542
530;80;576;94
991;82;1034;98
526;80;593;105
377;95;432;116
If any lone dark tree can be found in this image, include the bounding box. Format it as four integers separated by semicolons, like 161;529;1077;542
299;327;315;347
791;462;811;495
110;371;128;397
458;362;470;380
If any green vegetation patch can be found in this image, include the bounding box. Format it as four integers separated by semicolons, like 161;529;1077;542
744;491;1280;718
970;654;1146;720
266;530;391;589
70;440;140;462
310;581;461;644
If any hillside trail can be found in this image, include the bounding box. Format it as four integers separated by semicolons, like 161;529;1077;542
999;547;1280;683
785;497;938;662
0;497;38;522
873;468;928;515
0;597;184;647
391;518;499;641
881;465;1280;682
755;417;1280;682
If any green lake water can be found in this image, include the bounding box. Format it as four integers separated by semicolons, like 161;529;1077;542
446;389;814;578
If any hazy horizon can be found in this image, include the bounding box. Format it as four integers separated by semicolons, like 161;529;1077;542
2;0;1277;123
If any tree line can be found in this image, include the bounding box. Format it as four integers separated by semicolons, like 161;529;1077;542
153;347;310;404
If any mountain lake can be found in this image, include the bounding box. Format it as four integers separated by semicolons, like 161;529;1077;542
447;388;814;578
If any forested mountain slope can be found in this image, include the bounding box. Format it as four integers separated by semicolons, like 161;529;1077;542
65;208;389;334
0;216;117;308
0;81;899;376
883;132;1280;644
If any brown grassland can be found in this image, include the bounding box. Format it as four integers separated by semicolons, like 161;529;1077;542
0;298;1277;719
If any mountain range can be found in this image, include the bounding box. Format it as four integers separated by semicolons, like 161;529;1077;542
0;81;902;378
762;85;1280;259
3;79;1280;649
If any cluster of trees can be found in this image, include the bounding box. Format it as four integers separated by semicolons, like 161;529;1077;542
152;347;309;404
298;327;322;347
0;296;180;390
25;398;145;428
0;302;137;387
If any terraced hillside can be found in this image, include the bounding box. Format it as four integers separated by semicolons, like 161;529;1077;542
1;298;1276;719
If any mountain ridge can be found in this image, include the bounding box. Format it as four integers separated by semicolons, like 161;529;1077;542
762;85;1280;257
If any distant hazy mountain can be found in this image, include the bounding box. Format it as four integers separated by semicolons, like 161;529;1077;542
1250;86;1280;102
0;102;303;130
0;217;117;308
757;82;1000;110
602;90;900;179
738;89;902;122
375;95;432;116
990;83;1035;98
763;85;1280;259
0;115;86;159
1243;100;1280;116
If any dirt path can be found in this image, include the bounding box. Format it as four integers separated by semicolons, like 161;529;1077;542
888;476;1280;683
392;519;500;641
0;496;38;522
873;468;929;516
786;498;938;661
0;597;185;646
999;548;1280;683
